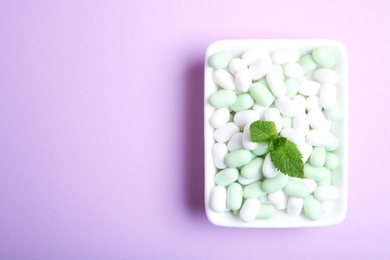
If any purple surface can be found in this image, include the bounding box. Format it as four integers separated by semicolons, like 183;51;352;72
1;0;389;259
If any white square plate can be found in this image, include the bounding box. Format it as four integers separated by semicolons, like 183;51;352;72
204;40;348;228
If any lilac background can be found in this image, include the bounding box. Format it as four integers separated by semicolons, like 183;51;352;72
0;0;389;259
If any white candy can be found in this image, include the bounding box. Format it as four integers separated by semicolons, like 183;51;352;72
299;80;320;96
262;153;279;178
320;84;337;109
298;143;313;163
264;108;282;133
267;70;287;97
293;113;310;134
229;58;248;75
280;128;305;146
284;63;304;79
287;197;304;216
210;186;227;212
306;130;334;146
239;198;261;223
313;68;339;84
314;185;340;201
242;49;269;66
252;104;268;119
268;190;285;205
272;48;300;64
242;123;258;150
214;122;240;143
209;108;230;128
306;95;321;112
237;175;262;185
234;110;260;128
249;58;273;81
292;95;306;115
227;132;244;151
275;96;297;117
212;143;228;169
308;109;328;130
212;69;236;90
235;69;252;92
274;191;288;210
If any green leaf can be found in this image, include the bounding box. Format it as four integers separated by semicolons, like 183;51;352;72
269;137;304;178
250;121;278;143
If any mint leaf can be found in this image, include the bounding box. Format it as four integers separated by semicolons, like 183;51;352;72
269;137;304;178
250;121;278;143
269;136;287;149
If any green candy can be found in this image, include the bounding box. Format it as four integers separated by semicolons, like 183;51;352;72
284;179;310;198
298;54;318;74
208;51;233;69
209;89;237;108
317;173;332;186
249;82;275;107
256;203;276;220
324;102;342;121
225;149;252;168
230;93;254;112
312;47;336;69
215;168;239;186
241;157;264;179
304;195;322;220
227;183;243;210
325;152;339;169
304;164;331;181
243;181;267;199
257;77;269;87
251;142;269;156
310;147;327;167
285;78;300;98
281;116;293;129
262;173;289;193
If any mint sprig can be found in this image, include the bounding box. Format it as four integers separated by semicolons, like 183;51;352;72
250;121;304;178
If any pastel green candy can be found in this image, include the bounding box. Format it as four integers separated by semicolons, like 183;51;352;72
227;183;243;210
243;181;267;198
304;164;331;181
215;168;239;186
326;136;339;151
251;142;269;156
304;195;322;220
281;116;293;128
209;90;237;108
310;147;327;167
324;102;342;120
325;152;339;169
256;203;276;220
208;51;233;69
257;77;269;87
241;157;264;179
312;47;335;69
298;54;318;74
284;179;310;198
230;93;254;112
317;173;332;186
262;173;289;193
285;78;300;98
249;82;275;107
225;149;252;168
